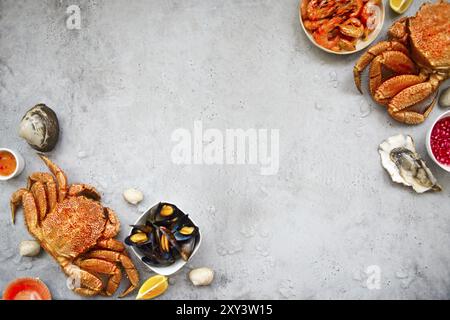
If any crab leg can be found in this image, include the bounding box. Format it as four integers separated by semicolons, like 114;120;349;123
27;172;57;213
388;17;408;44
76;258;122;296
388;75;441;124
97;238;125;252
388;96;437;124
102;208;120;239
62;263;103;296
39;155;68;202
87;249;139;298
10;189;42;239
353;41;409;93
30;182;48;220
68;184;101;201
374;74;426;105
369;51;416;96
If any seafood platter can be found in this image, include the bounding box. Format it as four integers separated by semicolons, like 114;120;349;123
299;0;385;54
1;0;450;301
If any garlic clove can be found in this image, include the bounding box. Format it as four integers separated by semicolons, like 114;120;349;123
123;188;144;205
19;240;41;257
189;267;214;286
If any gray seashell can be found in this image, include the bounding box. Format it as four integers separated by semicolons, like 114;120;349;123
19;104;59;152
439;87;450;108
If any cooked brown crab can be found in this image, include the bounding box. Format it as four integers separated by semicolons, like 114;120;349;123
10;155;139;297
354;1;450;124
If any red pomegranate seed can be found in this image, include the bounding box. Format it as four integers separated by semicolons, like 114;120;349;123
431;116;450;166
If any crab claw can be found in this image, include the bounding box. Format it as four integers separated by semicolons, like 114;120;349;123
353;41;409;94
10;189;27;224
39;154;68;202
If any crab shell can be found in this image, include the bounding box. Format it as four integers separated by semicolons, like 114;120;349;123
408;1;450;72
378;134;441;193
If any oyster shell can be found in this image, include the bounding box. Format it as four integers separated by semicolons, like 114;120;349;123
379;134;441;193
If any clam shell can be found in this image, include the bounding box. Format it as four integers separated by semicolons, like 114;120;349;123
19;104;59;152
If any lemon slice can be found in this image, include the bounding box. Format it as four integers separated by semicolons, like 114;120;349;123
390;0;412;14
136;275;168;300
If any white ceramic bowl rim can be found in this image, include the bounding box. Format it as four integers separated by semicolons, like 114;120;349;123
0;148;22;180
426;111;450;172
299;0;386;55
128;202;202;276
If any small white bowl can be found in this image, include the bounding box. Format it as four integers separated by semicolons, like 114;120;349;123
128;203;202;276
0;148;25;181
299;0;385;55
426;111;450;173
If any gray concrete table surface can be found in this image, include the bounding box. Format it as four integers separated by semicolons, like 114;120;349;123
1;0;449;299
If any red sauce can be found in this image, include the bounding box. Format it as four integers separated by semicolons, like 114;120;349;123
0;150;17;176
3;278;52;300
430;116;450;166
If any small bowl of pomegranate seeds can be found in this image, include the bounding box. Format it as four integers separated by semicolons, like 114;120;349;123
427;111;450;173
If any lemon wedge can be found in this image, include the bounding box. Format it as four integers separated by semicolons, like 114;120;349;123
136;275;168;300
390;0;412;14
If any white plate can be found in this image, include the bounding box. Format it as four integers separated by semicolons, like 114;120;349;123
128;203;202;276
299;0;386;55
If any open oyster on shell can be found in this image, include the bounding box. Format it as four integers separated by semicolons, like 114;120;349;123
379;134;441;193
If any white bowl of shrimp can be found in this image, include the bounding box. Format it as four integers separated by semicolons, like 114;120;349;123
299;0;385;55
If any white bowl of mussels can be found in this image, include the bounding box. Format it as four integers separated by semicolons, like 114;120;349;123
126;202;202;276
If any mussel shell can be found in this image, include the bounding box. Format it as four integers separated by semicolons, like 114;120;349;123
174;226;198;242
160;226;182;252
170;214;191;232
124;227;154;247
130;223;153;234
134;234;158;253
19;104;59;152
142;253;175;267
180;236;197;261
125;234;151;247
148;202;182;225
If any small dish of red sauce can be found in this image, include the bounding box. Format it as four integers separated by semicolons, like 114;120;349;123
427;111;450;172
3;278;52;300
0;148;25;180
0;149;17;177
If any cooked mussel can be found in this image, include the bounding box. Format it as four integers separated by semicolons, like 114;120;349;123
180;236;196;261
149;203;181;226
174;225;198;242
125;224;154;246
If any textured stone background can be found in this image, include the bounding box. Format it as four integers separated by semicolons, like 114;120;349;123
0;0;449;299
